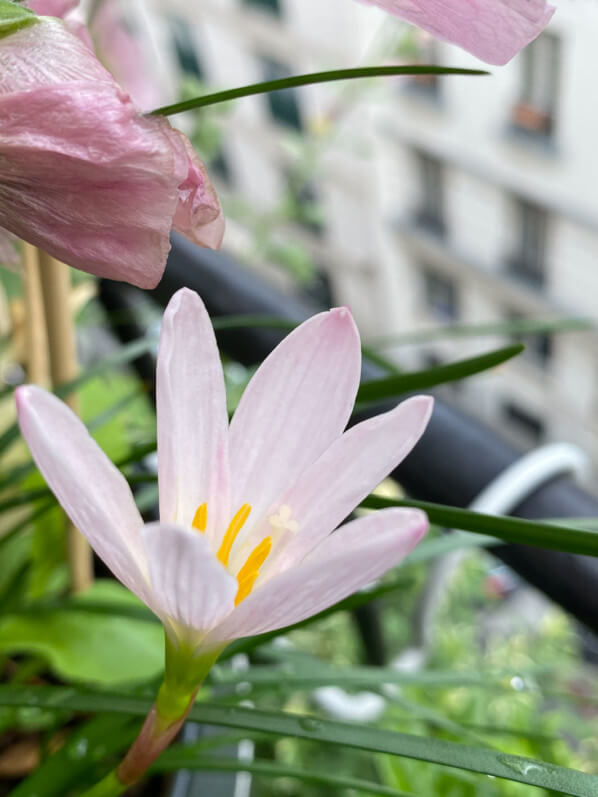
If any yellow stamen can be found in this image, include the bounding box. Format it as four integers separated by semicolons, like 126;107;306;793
217;503;251;566
235;536;272;606
192;502;208;533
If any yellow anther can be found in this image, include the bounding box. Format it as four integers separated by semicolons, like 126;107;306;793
192;502;208;533
217;503;251;567
234;536;272;606
235;577;256;606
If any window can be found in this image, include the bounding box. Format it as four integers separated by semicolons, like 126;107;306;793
512;34;560;137
169;18;203;78
507;311;552;367
503;401;545;445
422;266;458;321
243;0;281;13
508;199;547;289
413;151;445;236
261;58;302;130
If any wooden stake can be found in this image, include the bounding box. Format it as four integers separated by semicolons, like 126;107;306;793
38;251;93;593
21;244;50;386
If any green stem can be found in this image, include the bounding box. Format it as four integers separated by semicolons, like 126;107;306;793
78;770;124;797
78;635;224;796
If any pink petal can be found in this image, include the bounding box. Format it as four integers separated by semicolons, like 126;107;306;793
15;385;152;604
360;0;555;65
206;508;427;643
143;522;237;635
168;128;225;250
229;308;361;526
90;0;164;112
272;395;434;573
0;19;221;289
157;289;230;545
26;0;78;16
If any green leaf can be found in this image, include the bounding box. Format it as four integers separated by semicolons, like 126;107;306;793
368;317;591;348
363;496;598;557
207;663;520;692
356;344;524;404
9;714;137;797
150;66;488;116
0;581;164;685
0;686;595;796
0;0;37;38
0;336;156;458
153;752;417;796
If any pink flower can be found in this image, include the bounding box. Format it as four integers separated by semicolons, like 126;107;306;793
360;0;555;65
0;17;223;289
16;290;432;655
26;0;78;15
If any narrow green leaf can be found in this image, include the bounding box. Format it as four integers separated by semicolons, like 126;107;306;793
368;317;591;348
356;344;524;404
0;687;594;796
150;66;488;116
363;496;598;558
0;337;157;457
208;661;551;695
8;714;137;797
153;752;416;796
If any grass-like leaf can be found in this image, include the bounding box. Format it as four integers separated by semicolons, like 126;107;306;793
150;66;487;116
363;496;598;557
356;344;523;404
368;317;591;348
0;686;594;796
153;751;416;796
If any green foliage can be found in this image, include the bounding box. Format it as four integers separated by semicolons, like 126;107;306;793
2;292;597;797
0;581;164;685
151;66;488;116
0;0;37;39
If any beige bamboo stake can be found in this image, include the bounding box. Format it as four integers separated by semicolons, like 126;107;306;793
21;243;50;386
38;251;93;593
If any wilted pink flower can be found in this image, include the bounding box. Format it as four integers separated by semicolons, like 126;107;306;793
0;17;223;289
16;290;432;655
360;0;555;65
27;0;78;16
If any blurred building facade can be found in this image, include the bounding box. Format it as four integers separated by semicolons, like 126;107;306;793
135;0;598;475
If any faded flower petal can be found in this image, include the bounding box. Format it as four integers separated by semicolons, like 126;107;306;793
26;0;78;16
360;0;555;65
167;128;225;250
0;19;222;289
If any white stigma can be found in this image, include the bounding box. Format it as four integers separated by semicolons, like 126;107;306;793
268;504;299;534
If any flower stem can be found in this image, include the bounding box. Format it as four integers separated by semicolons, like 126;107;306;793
78;687;198;797
78;638;223;796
